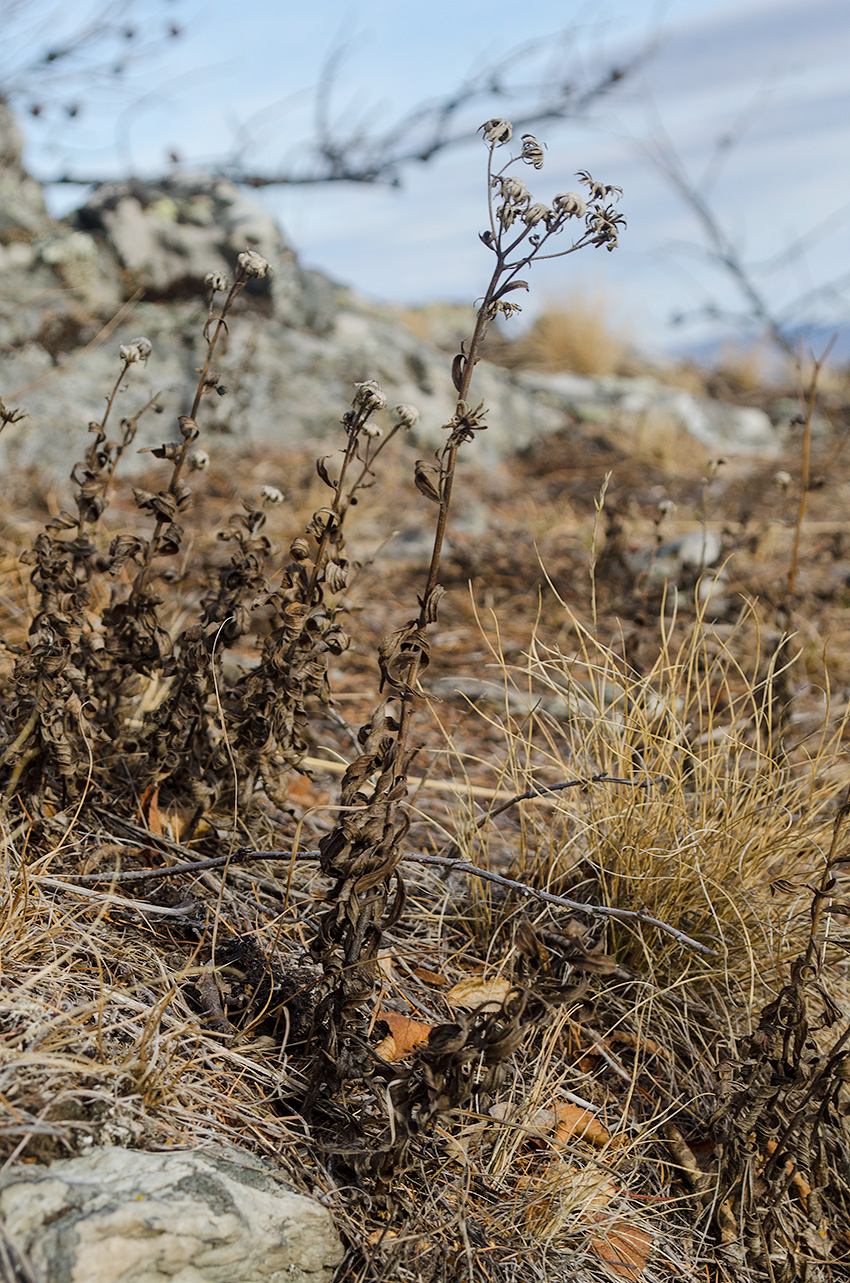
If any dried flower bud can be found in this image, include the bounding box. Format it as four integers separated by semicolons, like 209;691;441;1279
363;423;382;438
190;449;210;471
261;485;285;504
290;537;310;561
774;470;792;490
134;337;152;361
520;135;545;169
553;192;586;219
658;498;676;516
205;271;229;292
353;379;387;412
524;203;549;226
480;118;513;146
237;249;269;279
394;404;420;428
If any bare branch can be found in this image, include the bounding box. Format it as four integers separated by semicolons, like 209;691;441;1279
38;29;653;190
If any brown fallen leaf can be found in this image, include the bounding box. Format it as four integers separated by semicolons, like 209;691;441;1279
589;1219;652;1280
553;1102;618;1149
373;1010;434;1061
446;975;513;1010
410;964;448;987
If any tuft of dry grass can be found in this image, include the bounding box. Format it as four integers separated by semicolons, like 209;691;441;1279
494;289;632;377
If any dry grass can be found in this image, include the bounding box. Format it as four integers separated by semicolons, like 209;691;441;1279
492;289;632;377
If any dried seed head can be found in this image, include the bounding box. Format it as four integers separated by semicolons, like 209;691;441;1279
553;192;586;219
363;423;382;438
774;470;792;490
394;403;420;428
480;118;513;146
501;176;530;205
261;485;285;504
577;170;623;203
524;202;549;227
119;337;152;365
205;270;229;292
189;449;210;471
520;134;545;169
353;379;387;412
658;498;676;516
237;249;269;279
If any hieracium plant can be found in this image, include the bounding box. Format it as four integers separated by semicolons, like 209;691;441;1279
310;119;624;1128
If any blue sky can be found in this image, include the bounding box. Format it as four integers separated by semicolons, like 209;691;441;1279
13;0;850;354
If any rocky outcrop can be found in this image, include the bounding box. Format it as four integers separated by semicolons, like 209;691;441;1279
0;103;780;478
0;1145;343;1283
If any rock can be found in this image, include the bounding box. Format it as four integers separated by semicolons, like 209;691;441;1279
74;174;324;327
518;371;780;457
0;1145;343;1283
629;529;723;579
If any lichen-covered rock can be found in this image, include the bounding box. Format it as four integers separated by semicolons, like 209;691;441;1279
0;1146;343;1283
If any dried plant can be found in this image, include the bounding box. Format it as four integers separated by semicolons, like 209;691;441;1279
307;120;625;1157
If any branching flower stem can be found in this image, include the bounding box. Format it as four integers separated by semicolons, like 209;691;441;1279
131;273;246;604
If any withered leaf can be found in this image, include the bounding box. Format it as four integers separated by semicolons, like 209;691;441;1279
446;975;513;1011
589;1220;652;1280
451;353;465;392
552;1102;617;1149
374;1010;434;1061
316;455;337;490
414;461;442;503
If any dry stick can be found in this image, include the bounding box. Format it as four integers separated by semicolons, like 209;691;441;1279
64;842;714;956
477;773;668;826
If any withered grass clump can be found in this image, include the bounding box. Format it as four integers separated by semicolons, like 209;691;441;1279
0;120;849;1283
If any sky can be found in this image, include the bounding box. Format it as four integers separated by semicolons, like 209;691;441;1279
8;0;850;356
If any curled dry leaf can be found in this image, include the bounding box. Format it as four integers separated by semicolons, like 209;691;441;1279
446;974;513;1010
589;1219;652;1281
373;1010;434;1061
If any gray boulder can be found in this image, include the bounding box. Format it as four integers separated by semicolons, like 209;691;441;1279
0;1145;343;1283
518;370;779;456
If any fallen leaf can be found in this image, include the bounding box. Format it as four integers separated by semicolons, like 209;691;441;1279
589;1220;652;1280
376;951;394;981
446;975;512;1010
144;785;163;836
553;1102;616;1149
411;964;448;987
366;1228;398;1246
373;1010;433;1061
